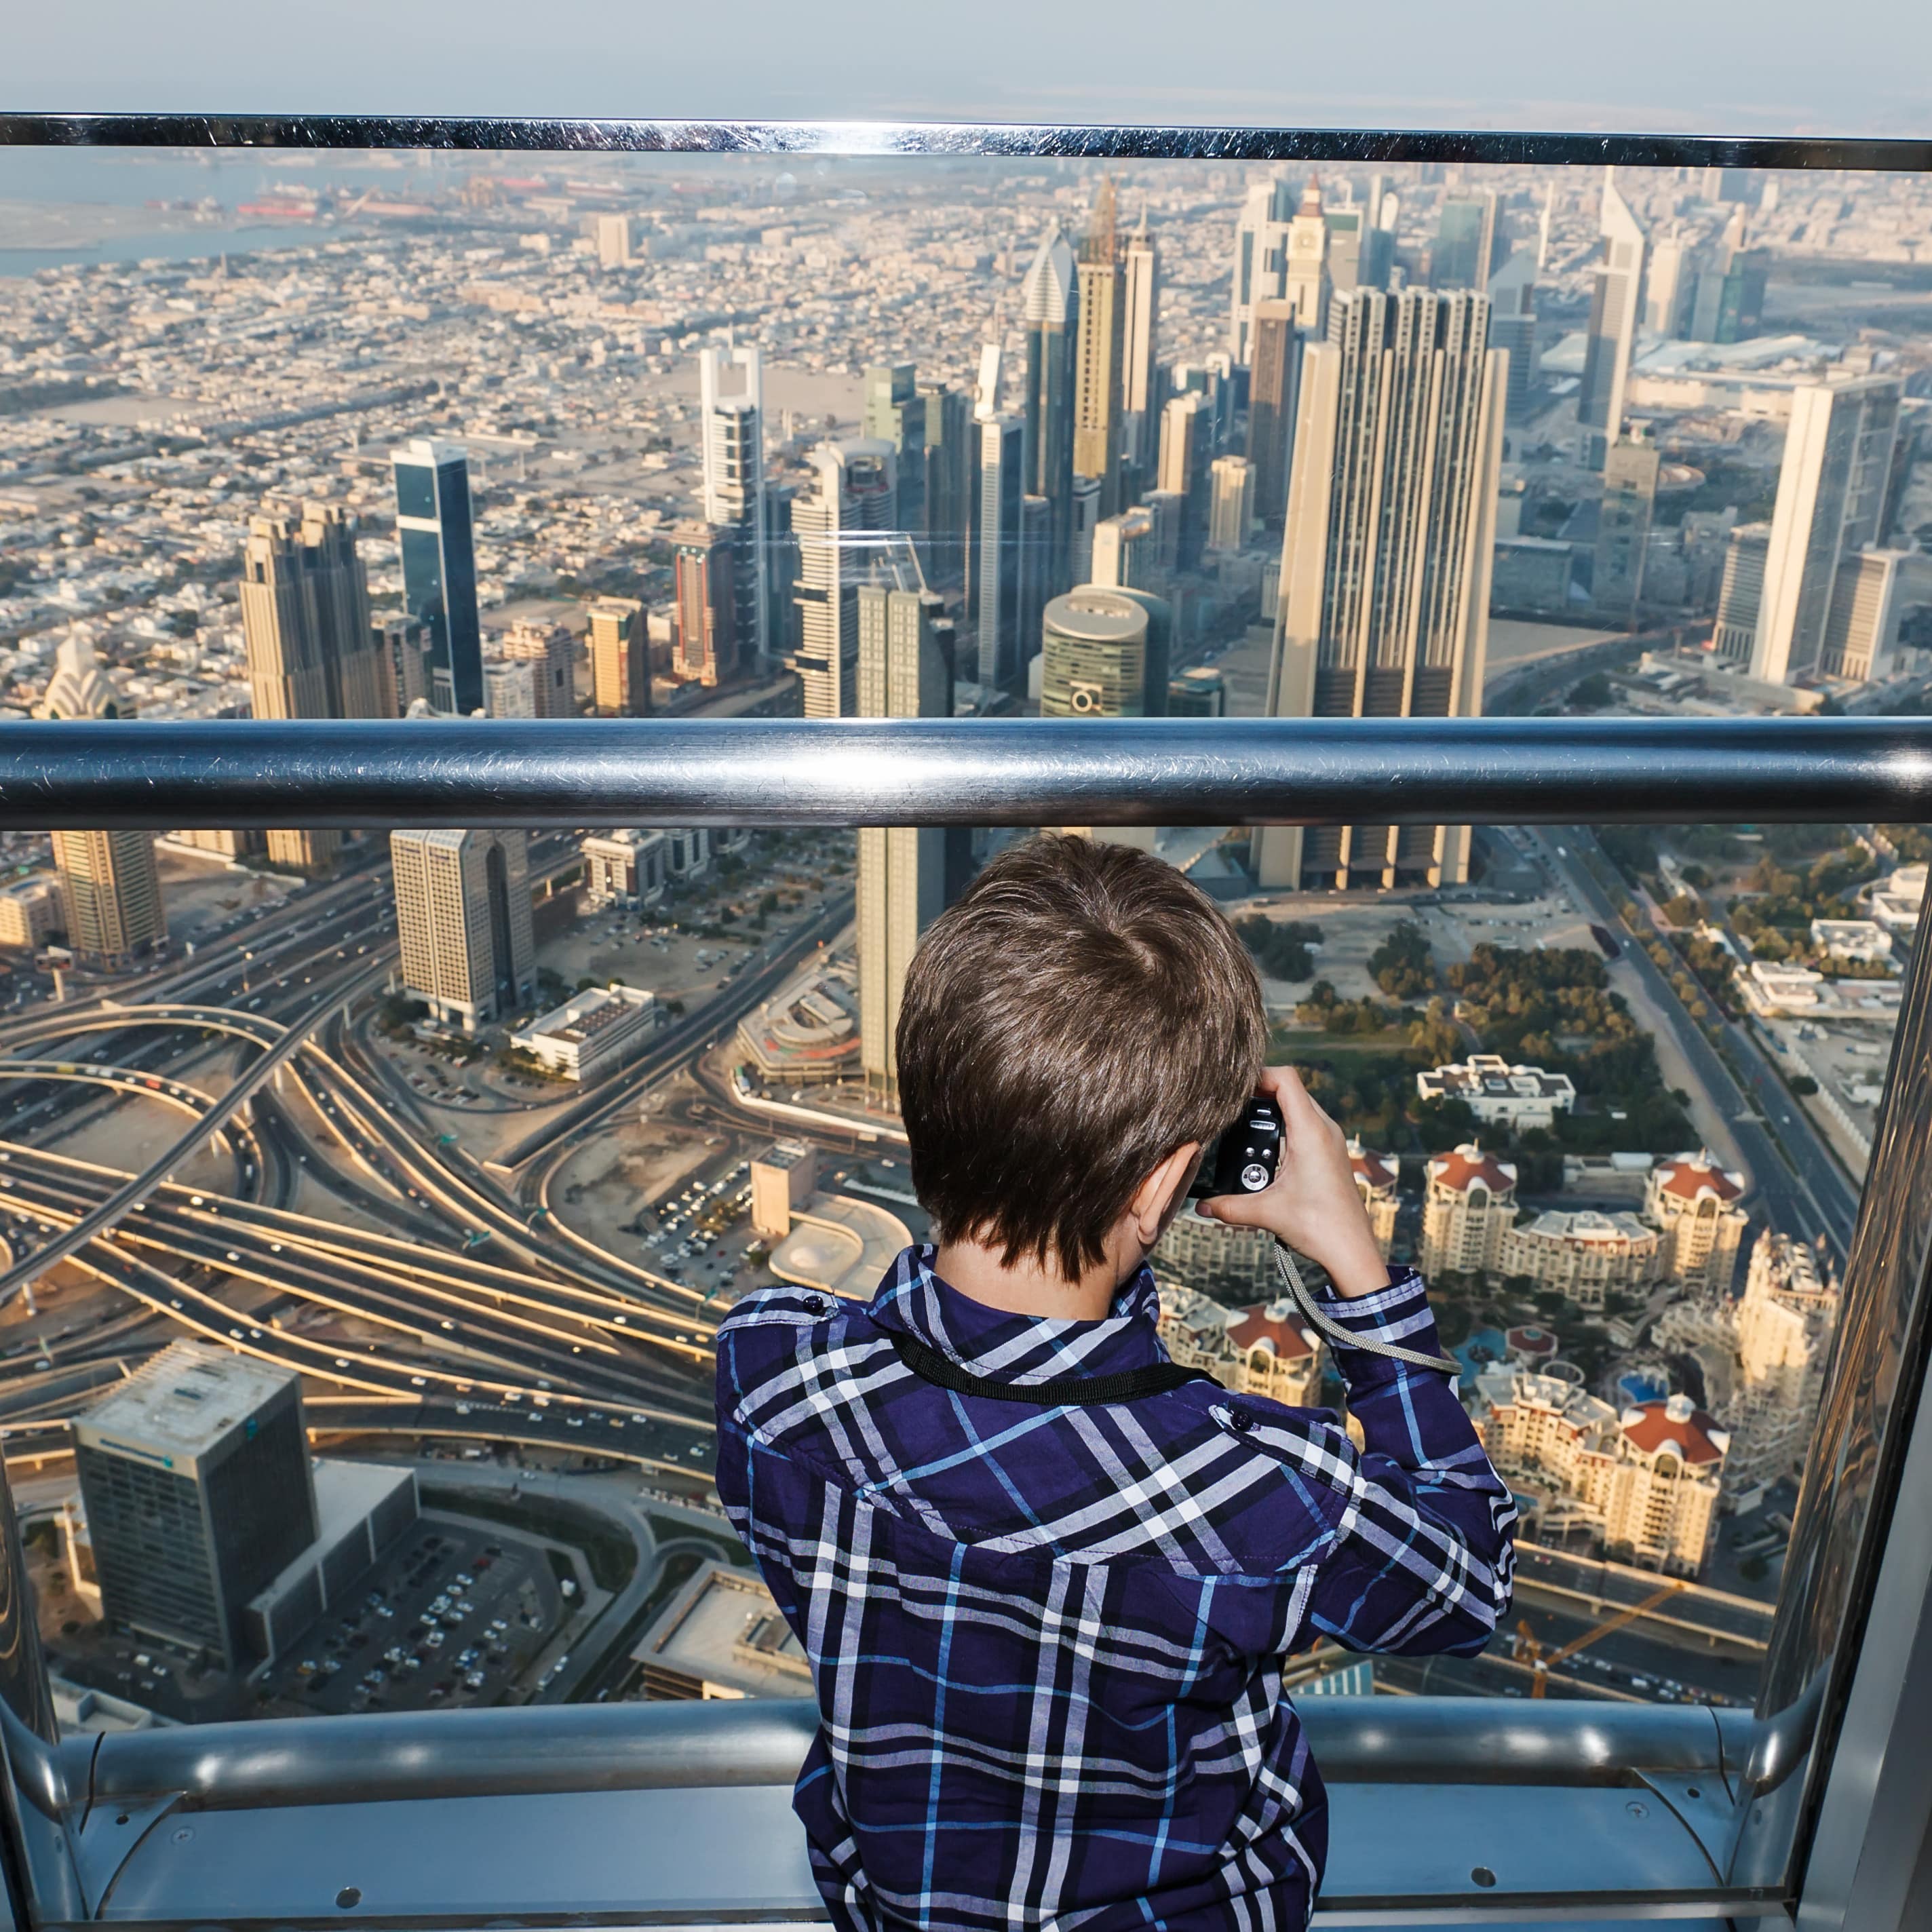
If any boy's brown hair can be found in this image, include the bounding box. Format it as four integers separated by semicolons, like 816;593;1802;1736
895;833;1267;1281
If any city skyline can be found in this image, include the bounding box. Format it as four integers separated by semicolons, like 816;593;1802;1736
1;144;1929;1730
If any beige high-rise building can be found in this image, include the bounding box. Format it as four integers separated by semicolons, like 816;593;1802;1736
1750;374;1903;686
581;828;667;910
239;502;389;873
587;598;649;715
1349;1139;1400;1259
497;620;577;720
1499;1210;1661;1310
1645;1153;1749;1293
1710;523;1771;664
1073;178;1125;516
0;876;63;951
1282;181;1332;336
1207;455;1254;553
171;829;262;860
52;830;166;969
856;583;948;1100
1121;211;1161;475
790;441;897;719
1733;1231;1840;1454
389;828;537;1031
1475;1372;1726;1574
1420;1143;1518;1279
1254;288;1506;891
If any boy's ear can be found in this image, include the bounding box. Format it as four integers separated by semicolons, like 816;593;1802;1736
1130;1142;1202;1243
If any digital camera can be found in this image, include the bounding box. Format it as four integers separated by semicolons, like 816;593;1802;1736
1188;1095;1285;1202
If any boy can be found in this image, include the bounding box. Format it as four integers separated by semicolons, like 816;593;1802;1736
716;834;1514;1931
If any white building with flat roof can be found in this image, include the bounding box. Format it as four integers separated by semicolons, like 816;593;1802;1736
1809;917;1894;967
1870;864;1925;935
1416;1054;1575;1129
511;984;657;1081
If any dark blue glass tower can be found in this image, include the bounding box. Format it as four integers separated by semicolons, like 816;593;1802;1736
392;438;482;715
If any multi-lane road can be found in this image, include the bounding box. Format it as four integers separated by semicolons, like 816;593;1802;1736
0;844;856;1482
1526;826;1863;1261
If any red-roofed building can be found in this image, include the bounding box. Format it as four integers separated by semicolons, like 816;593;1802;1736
1475;1372;1727;1574
1645;1151;1750;1294
1421;1142;1518;1279
1156;1287;1321;1408
1348;1136;1399;1260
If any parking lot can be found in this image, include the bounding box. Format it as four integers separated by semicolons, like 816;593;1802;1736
257;1514;566;1716
635;1157;754;1296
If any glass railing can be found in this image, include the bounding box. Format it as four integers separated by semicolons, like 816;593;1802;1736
2;116;1932;1930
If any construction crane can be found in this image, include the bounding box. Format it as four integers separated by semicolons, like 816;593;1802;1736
1515;1577;1689;1697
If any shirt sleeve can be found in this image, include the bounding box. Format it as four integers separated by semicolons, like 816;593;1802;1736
1238;1269;1516;1658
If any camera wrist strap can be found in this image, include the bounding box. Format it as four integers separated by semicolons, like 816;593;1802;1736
1272;1241;1463;1376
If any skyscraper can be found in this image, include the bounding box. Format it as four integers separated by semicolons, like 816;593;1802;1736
1121;210;1161;478
855;583;949;1100
1229;176;1294;366
671;520;738;687
52;830;166;969
1751;374;1904;684
495;619;577;720
919;381;973;585
1158;391;1210;571
1020;228;1079;594
240;502;389;871
1595;433;1661;617
1711;524;1771;664
1246;299;1301;532
1256;288;1507;892
389;827;537;1030
1208;455;1254;553
700;342;769;668
1486;250;1538;426
74;1340;317;1668
1039;587;1155;717
1433;191;1501;290
587;596;649;715
393;439;482;715
971;413;1025;689
1073;178;1125;518
1578;172;1647;470
377;614;429;714
1091;506;1159;590
790;440;897;718
862;363;927;541
1283;182;1332;338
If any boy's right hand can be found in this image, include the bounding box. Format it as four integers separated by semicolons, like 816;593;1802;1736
1196;1065;1392;1300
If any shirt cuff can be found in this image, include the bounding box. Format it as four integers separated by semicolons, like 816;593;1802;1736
1315;1267;1445;1361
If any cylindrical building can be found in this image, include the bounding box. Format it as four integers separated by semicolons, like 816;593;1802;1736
1039;587;1152;718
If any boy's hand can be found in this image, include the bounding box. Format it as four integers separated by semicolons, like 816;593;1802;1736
1196;1065;1391;1300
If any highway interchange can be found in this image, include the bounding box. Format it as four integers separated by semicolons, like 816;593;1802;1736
0;836;853;1484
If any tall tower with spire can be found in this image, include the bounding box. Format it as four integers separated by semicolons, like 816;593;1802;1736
1579;169;1648;470
1021;227;1080;596
1121;205;1161;480
1073;179;1126;519
1283;180;1332;337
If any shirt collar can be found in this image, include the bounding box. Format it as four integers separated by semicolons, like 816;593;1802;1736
867;1244;1167;1387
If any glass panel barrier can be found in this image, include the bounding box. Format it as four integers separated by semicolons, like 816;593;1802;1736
1;123;1931;1926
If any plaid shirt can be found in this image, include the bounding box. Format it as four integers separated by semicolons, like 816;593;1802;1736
716;1246;1514;1932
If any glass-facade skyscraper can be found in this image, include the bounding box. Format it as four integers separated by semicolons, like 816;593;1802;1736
392;438;482;716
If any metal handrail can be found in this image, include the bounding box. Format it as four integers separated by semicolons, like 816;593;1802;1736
3;716;1931;830
71;1695;1752;1813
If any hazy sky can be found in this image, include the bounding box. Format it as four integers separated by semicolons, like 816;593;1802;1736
7;0;1931;138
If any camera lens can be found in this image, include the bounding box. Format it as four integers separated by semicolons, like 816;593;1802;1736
1240;1162;1270;1191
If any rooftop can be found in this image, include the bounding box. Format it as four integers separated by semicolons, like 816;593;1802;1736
630;1560;813;1700
77;1338;296;1461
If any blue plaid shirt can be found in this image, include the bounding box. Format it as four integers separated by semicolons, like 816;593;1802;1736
716;1246;1514;1932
